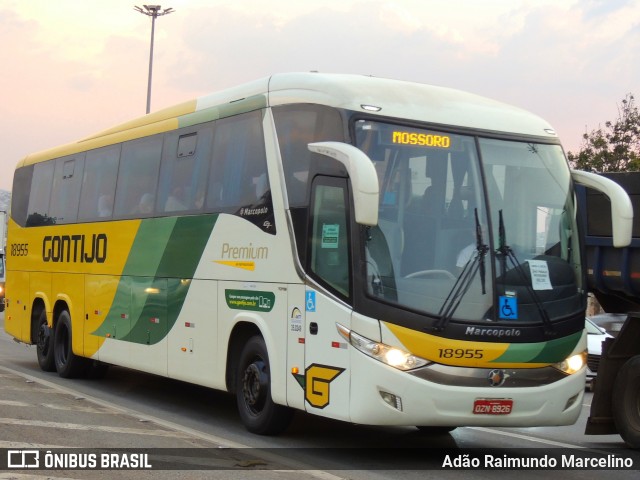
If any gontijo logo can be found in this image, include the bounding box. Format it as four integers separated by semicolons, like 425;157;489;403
42;234;107;263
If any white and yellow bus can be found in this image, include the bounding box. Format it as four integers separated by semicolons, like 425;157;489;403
4;73;632;435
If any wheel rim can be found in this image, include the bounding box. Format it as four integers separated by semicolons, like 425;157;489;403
242;358;268;416
37;322;51;355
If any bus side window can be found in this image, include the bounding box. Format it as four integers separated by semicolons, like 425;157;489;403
78;145;120;221
158;126;213;214
207;111;270;211
113;135;163;218
49;155;85;224
272;105;344;208
309;180;351;298
26;161;55;226
10;166;33;227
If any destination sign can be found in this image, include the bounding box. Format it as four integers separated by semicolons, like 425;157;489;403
391;130;451;148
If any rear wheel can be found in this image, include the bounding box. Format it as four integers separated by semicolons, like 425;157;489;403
236;336;293;435
36;310;56;372
612;355;640;448
53;310;87;378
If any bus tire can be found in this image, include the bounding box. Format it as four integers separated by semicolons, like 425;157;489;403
53;310;86;379
236;336;293;435
36;310;56;372
612;354;640;448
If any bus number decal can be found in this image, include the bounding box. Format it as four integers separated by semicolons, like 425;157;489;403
11;243;29;257
438;348;484;360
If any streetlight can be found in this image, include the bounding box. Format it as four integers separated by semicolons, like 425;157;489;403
134;5;175;114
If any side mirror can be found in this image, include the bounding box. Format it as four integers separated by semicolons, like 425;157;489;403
308;142;379;226
571;169;633;247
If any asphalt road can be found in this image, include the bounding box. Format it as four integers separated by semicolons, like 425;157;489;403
0;311;638;479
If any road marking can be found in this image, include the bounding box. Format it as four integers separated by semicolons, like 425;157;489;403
2;385;68;394
0;417;194;438
0;399;114;414
0;399;30;407
39;403;115;414
467;426;584;448
466;426;623;456
0;365;346;480
0;440;68;448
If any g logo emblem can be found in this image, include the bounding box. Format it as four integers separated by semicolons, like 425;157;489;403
293;364;345;409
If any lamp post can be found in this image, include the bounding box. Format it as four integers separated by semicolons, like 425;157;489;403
134;5;175;114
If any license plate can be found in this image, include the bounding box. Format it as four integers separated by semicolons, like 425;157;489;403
473;398;513;415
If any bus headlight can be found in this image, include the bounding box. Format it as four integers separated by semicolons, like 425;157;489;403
553;350;587;375
337;323;429;371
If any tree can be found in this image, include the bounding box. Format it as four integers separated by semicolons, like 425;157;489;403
568;93;640;172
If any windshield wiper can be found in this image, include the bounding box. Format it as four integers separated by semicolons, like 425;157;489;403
433;209;488;332
496;210;556;336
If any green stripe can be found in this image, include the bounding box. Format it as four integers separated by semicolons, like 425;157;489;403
178;95;268;128
493;331;582;364
92;215;218;344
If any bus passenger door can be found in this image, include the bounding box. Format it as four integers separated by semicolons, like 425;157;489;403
302;177;352;422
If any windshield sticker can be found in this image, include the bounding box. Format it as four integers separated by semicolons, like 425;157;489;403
528;260;553;290
499;295;518;320
321;224;340;249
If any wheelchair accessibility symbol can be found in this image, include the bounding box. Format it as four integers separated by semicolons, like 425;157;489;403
499;296;518;320
306;291;316;312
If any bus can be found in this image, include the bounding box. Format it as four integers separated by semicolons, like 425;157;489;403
4;73;632;435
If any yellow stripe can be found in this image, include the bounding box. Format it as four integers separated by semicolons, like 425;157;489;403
214;260;255;271
383;322;547;368
18;100;197;166
7;218;141;275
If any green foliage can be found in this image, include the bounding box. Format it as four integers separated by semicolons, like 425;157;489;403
568;94;640;172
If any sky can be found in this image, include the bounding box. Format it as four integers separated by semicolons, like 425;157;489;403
0;0;639;191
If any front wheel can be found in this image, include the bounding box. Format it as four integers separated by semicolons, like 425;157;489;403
236;336;293;435
612;355;640;448
53;310;87;379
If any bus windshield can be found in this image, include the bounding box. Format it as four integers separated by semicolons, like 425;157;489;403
355;120;582;325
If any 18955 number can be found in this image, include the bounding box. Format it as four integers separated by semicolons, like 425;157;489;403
11;243;29;256
438;348;483;359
